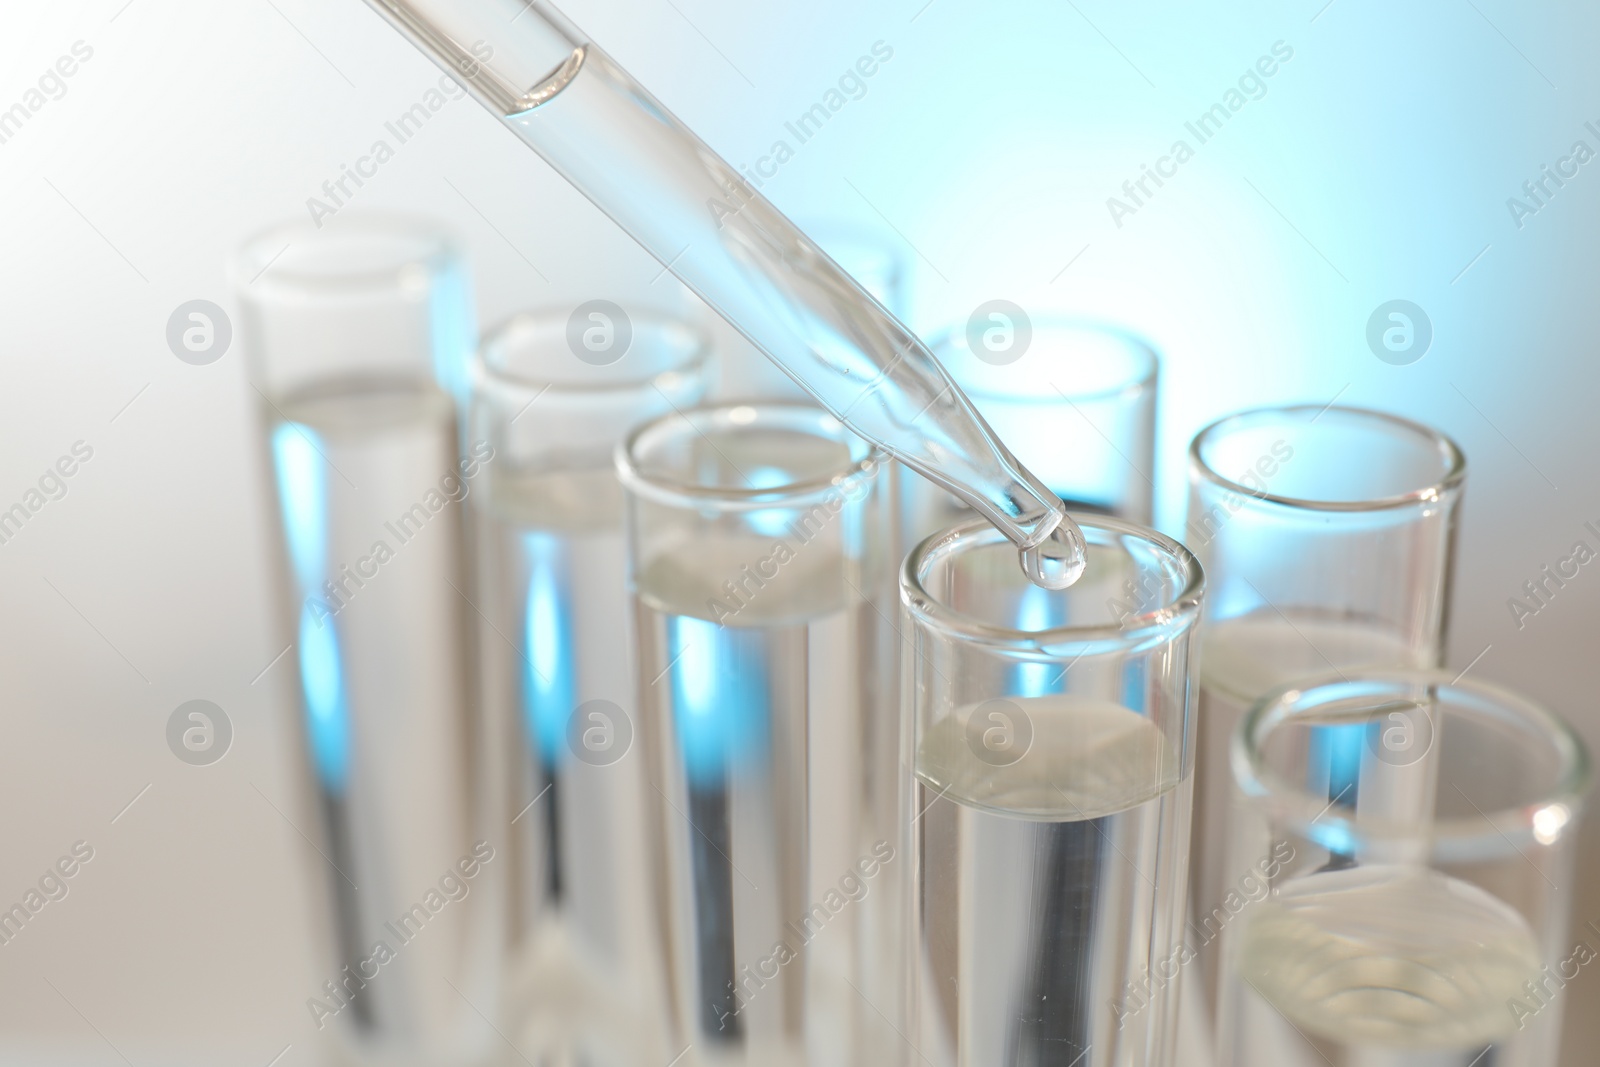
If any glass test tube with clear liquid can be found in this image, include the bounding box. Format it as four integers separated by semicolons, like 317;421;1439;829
1219;672;1589;1067
470;309;711;1063
901;517;1204;1067
236;217;498;1067
618;404;899;1066
358;0;1086;590
1182;406;1465;1032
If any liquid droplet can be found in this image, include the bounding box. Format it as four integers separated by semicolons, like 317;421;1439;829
1018;518;1087;590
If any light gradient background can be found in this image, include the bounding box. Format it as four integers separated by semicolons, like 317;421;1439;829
0;0;1596;1062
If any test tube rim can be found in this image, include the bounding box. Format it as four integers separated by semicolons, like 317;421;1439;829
900;515;1204;653
615;400;883;511
1234;668;1591;860
1189;403;1467;513
231;213;460;295
928;317;1160;406
475;307;713;398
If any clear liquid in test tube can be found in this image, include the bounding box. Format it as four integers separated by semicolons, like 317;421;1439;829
237;217;499;1067
1182;405;1465;1034
470;308;711;1064
902;517;1203;1067
1218;672;1589;1067
619;404;898;1066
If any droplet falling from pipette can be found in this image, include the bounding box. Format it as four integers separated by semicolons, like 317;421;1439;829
1019;520;1088;591
359;0;1093;592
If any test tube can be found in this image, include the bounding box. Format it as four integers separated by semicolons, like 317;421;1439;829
1218;671;1589;1066
908;321;1158;544
1183;405;1466;1027
617;403;898;1065
236;216;496;1066
468;307;711;1062
901;515;1204;1067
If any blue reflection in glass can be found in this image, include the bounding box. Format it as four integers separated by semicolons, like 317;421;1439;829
1014;583;1063;698
669;616;770;787
1314;721;1365;810
523;532;575;771
746;465;792;537
272;422;352;793
273;425;326;593
1304;815;1358;859
429;258;477;406
299;602;351;791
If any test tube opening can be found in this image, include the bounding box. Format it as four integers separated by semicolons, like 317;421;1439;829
902;516;1203;1067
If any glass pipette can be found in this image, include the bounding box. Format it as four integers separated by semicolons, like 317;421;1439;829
359;0;1086;588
